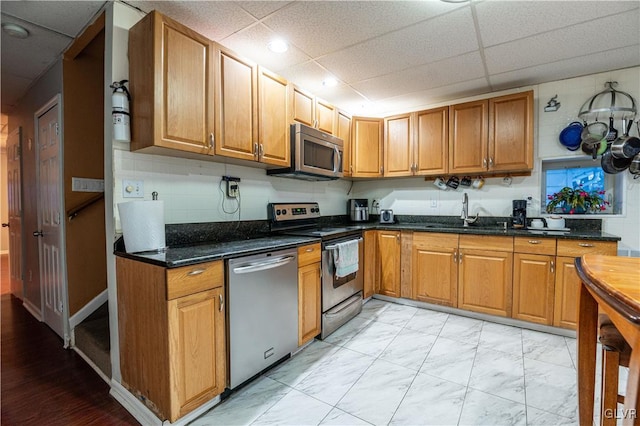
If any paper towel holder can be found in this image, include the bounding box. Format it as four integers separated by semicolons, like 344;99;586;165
152;191;158;200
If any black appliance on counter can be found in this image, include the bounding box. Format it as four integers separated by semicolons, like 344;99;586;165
512;200;527;229
268;202;363;339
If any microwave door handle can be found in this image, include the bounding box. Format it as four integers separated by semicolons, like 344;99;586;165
333;146;340;173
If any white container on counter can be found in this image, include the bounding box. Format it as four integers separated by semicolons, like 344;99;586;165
546;216;566;229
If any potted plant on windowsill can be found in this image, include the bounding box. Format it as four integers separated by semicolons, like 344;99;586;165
546;186;609;214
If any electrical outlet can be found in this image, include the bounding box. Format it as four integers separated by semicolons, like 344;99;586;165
430;199;438;208
227;181;239;198
123;180;144;198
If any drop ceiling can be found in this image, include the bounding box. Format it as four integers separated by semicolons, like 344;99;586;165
1;0;639;117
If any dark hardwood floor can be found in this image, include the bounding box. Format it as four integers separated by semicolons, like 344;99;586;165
1;295;138;425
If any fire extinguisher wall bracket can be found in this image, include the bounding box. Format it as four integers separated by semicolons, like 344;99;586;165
110;80;131;142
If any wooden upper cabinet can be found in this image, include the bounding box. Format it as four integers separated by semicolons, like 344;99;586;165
289;84;315;127
352;117;384;177
214;46;258;161
449;99;488;174
316;98;336;134
415;107;448;176
384;113;413;177
289;84;336;134
258;67;290;167
489;90;534;172
337;109;352;177
129;11;215;154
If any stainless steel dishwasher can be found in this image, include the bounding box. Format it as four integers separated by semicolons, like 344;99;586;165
227;248;298;389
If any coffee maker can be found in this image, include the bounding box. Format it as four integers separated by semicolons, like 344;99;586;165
512;200;527;229
348;199;369;222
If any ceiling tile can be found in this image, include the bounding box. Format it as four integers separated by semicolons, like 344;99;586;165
0;15;71;80
317;6;478;84
314;84;369;113
277;60;340;94
489;45;640;92
131;1;257;41
352;52;485;101
262;0;464;58
484;10;640;75
221;23;310;72
236;1;293;20
475;0;639;48
1;1;106;37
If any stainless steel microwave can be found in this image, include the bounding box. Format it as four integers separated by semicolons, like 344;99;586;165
267;123;343;181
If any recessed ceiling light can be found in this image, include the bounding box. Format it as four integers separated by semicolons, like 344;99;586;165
439;0;469;3
322;78;338;88
2;23;30;39
267;39;288;53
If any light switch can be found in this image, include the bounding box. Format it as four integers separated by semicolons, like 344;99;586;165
123;180;144;198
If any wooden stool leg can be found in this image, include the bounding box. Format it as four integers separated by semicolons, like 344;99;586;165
601;348;620;426
622;349;640;426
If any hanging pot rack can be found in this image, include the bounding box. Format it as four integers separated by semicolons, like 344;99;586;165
578;81;637;120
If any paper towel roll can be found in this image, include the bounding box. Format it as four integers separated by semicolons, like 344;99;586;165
118;200;166;253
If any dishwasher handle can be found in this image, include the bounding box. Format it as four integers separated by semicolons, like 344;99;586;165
232;255;296;274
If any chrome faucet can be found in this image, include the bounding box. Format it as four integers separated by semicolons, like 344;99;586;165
461;192;479;227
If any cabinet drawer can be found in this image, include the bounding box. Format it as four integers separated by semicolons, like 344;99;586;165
298;243;321;267
413;232;459;249
514;237;556;255
166;261;224;300
459;235;513;252
556;240;617;257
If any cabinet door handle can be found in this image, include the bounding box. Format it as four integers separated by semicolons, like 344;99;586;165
459;253;463;263
396;234;400;241
319;266;322;278
578;243;595;248
219;294;224;312
528;240;541;244
350;165;353;173
209;133;214;149
483;158;487;168
259;143;264;158
380;166;384;174
254;142;259;158
489;157;494;168
550;260;555;273
454;251;458;264
305;247;314;252
187;269;205;276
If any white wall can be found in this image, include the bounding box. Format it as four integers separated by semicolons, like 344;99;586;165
351;67;640;254
113;150;352;229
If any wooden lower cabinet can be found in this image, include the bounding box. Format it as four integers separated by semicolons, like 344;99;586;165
298;244;321;346
457;236;513;317
411;233;458;307
363;230;377;299
377;230;401;298
116;258;226;422
513;253;555;325
552;239;617;329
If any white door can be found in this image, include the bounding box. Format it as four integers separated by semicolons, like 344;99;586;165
35;99;66;338
6;127;24;298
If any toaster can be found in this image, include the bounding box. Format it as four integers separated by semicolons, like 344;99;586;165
379;209;395;224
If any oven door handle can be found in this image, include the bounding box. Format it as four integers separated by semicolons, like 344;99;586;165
232;256;296;274
325;238;363;251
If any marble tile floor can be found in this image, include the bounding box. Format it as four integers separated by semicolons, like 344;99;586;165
191;299;629;426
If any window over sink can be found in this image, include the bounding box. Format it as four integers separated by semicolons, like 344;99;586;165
541;158;624;215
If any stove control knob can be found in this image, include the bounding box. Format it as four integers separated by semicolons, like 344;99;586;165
276;209;281;215
282;209;287;215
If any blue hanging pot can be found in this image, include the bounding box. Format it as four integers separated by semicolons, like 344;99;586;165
558;121;583;151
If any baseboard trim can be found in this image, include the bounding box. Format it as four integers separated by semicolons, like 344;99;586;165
109;380;222;426
69;289;108;329
72;345;111;384
22;299;42;321
109;380;162;426
371;294;577;338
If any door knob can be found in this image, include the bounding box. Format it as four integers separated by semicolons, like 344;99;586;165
33;230;43;237
1;223;8;228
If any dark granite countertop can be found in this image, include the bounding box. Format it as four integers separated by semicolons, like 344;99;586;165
115;235;320;268
115;215;620;268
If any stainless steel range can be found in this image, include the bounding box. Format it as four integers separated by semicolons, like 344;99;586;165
268;202;364;339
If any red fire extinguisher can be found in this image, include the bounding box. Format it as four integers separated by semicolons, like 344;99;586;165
110;80;131;142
